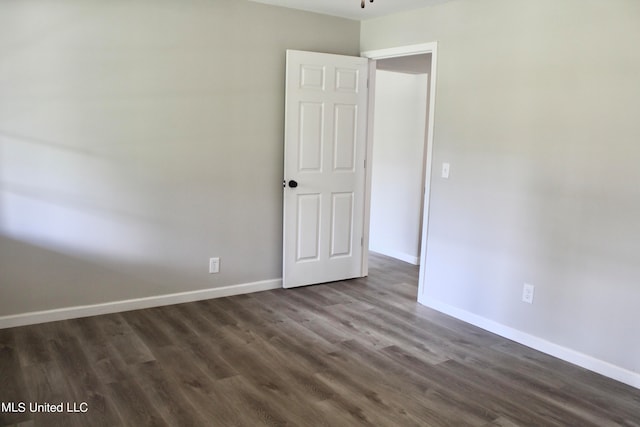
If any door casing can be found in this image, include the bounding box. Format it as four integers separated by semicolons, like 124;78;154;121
361;42;438;302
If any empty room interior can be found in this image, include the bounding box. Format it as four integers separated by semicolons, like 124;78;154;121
1;0;639;425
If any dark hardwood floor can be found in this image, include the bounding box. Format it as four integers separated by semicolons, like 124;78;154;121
1;253;639;426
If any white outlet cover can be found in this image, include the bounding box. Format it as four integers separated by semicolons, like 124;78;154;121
522;283;535;304
209;257;220;274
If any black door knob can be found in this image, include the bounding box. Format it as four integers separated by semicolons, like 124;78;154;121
288;180;298;188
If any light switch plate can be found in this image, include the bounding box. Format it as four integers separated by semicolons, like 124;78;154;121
442;162;450;179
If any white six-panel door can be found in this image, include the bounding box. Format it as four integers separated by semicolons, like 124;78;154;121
283;50;369;289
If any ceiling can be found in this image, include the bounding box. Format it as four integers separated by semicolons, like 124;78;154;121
376;54;431;74
248;0;453;21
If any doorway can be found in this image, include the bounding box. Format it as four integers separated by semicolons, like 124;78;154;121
281;44;437;296
369;54;432;266
361;43;438;301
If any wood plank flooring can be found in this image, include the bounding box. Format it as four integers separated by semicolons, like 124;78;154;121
1;253;639;426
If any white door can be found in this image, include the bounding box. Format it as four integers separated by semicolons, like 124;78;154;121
283;50;369;289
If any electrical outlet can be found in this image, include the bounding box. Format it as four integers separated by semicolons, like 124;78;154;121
209;257;220;274
522;283;535;304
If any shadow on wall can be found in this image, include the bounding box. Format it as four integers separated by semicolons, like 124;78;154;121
0;129;165;264
0;129;202;317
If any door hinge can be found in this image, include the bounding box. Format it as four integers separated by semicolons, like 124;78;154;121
361;237;364;246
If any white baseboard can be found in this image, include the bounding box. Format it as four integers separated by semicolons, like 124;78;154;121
370;247;420;265
419;295;640;390
0;278;282;330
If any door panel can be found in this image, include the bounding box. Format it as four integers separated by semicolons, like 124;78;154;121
336;68;359;93
330;192;354;258
333;104;357;171
296;194;321;262
299;102;324;171
300;65;326;90
283;50;368;288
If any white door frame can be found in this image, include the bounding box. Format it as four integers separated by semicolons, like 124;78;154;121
360;42;438;302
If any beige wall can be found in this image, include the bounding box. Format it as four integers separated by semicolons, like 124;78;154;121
0;0;360;316
363;0;640;376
